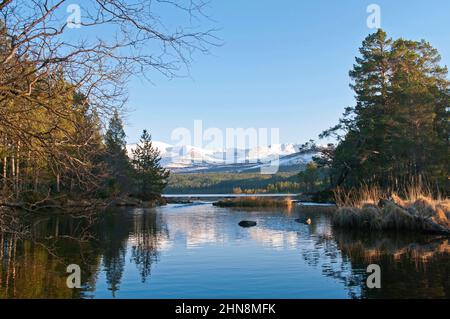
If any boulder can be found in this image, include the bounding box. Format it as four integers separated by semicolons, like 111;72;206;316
295;217;312;225
238;220;257;228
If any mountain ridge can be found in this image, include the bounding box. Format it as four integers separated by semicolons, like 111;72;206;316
126;142;317;173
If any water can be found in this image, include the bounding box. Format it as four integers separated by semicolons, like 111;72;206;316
0;202;449;299
163;194;298;198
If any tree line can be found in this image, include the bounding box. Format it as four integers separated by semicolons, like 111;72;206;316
0;0;212;205
103;112;169;201
165;170;326;195
0;80;169;203
310;29;449;196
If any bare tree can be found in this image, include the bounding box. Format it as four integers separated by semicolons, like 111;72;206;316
1;0;217;113
0;0;217;201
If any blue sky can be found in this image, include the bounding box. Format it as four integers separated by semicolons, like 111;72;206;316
123;0;450;145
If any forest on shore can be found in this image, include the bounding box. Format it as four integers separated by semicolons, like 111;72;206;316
316;29;448;196
165;162;327;195
0;0;214;208
1;1;448;209
169;30;449;201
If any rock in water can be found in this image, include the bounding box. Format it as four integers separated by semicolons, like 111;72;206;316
238;221;257;228
295;218;312;225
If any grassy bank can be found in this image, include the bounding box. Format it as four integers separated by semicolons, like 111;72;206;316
213;197;293;208
332;186;450;235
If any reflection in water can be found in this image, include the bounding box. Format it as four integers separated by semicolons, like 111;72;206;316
0;208;167;298
0;204;449;299
248;228;298;250
129;210;169;283
332;231;450;298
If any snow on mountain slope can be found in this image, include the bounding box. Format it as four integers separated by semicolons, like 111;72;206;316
246;144;299;161
127;141;316;173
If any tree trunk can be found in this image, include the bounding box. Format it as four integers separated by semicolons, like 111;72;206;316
11;155;15;194
15;141;20;196
56;173;60;193
2;135;7;191
34;169;39;192
2;155;6;190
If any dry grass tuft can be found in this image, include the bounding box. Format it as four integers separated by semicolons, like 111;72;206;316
381;202;417;230
332;184;450;234
334;185;384;208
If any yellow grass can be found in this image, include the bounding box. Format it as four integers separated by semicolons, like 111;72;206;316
332;184;450;234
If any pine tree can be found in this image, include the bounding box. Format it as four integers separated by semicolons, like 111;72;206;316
322;29;450;193
298;162;319;192
104;110;132;196
132;130;169;200
105;110;127;154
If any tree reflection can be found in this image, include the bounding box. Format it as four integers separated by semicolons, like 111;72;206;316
332;230;450;299
297;213;450;299
0;207;167;298
2;205;449;299
130;210;168;283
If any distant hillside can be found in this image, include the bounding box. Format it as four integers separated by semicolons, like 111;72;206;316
127;142;318;173
164;172;303;194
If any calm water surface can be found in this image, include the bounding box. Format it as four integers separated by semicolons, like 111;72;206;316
1;203;449;298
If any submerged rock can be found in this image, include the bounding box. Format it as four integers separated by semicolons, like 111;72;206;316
238;220;257;228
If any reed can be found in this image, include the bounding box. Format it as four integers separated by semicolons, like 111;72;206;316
332;184;450;234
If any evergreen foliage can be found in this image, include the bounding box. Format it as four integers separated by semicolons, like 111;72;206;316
132;130;170;200
321;30;449;194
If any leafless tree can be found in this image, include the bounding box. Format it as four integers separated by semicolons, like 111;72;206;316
0;0;218;202
1;0;217;114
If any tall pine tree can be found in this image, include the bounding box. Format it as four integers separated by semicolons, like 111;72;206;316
132;130;169;200
322;29;449;193
104;110;132;196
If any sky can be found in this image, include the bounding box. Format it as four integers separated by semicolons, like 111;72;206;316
123;0;450;145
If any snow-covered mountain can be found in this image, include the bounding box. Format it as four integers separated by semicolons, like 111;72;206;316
127;142;316;173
